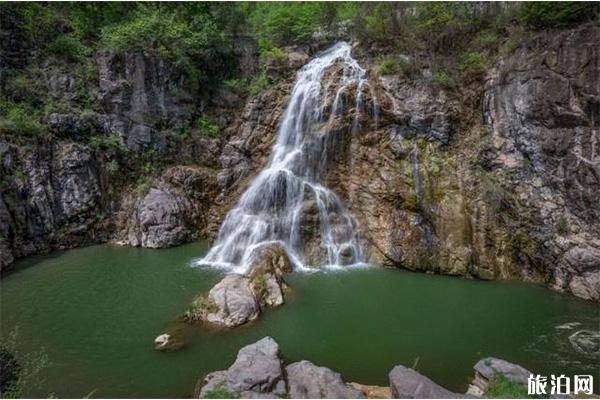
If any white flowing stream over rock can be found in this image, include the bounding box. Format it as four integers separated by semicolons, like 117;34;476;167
197;42;373;273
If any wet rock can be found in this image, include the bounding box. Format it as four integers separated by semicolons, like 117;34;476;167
247;242;293;307
286;360;365;399
153;333;184;352
197;275;260;328
388;365;461;399
469;357;532;395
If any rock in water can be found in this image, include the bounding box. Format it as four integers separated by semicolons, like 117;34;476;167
468;357;532;395
388;365;461;399
247;243;293;307
153;333;184;352
189;275;259;328
286;360;365;399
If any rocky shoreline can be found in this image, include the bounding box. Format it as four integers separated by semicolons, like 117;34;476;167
194;336;535;399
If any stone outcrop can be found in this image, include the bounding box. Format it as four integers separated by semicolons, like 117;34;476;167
286;360;365;399
196;337;286;398
388;366;462;399
196;337;363;399
184;243;292;327
467;357;532;396
0;141;103;271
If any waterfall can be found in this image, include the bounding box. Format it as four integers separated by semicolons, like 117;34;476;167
197;42;371;273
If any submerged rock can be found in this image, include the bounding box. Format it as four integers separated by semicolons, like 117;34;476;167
350;383;391;399
286;360;365;399
153;333;184;352
388;365;461;399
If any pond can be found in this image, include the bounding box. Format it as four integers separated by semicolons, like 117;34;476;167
1;242;598;397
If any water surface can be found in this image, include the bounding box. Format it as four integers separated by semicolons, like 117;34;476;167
1;242;598;397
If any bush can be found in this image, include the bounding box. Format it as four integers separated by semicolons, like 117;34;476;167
101;6;235;96
203;385;239;399
378;57;419;78
0;102;47;139
196;115;219;138
432;71;454;89
519;2;600;29
249;3;323;47
46;34;90;62
486;375;530;399
248;72;269;96
458;52;486;79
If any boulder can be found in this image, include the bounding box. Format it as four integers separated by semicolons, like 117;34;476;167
468;357;532;395
388;365;461;399
247;242;293;307
190;275;260;328
225;337;284;393
125;187;193;248
197;337;285;398
286;360;365;399
153;333;184;352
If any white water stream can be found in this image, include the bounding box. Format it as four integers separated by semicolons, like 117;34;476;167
197;42;373;273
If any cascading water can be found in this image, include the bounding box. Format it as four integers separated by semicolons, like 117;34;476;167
197;42;373;273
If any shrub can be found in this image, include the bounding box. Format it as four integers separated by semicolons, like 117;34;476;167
378;57;419;78
486;374;530;399
89;135;124;152
0;102;47;139
196;115;219;138
249;3;323;47
519;2;600;29
46;34;90;62
101;6;235;95
203;385;239;399
248;72;269;96
458;52;486;79
472;30;499;48
432;71;454;89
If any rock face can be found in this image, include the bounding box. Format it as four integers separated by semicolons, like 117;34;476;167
0;141;102;271
196;337;363;399
388;366;461;399
286;361;365;399
468;357;532;396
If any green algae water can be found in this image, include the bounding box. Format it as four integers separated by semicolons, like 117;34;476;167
1;242;598;398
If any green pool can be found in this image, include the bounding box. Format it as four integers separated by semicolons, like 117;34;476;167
1;242;598;398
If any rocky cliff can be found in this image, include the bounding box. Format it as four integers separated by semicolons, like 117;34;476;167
1;24;598;300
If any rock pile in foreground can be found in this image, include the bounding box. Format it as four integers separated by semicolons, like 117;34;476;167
195;337;536;399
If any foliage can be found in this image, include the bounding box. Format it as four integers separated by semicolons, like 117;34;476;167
0;101;47;139
47;34;90;62
519;2;599;29
248;3;324;47
486;374;530;399
249;72;269;96
89;135;124;153
363;3;397;43
378;57;419;78
196;115;219;138
101;5;235;96
432;71;454;89
458;52;486;80
0;328;49;399
204;385;239;399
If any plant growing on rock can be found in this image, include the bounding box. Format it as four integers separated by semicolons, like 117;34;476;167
196;115;219;138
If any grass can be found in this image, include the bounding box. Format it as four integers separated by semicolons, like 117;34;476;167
378;57;419;78
203;385;238;399
486;375;530;398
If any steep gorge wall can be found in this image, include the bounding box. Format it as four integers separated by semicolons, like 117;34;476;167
1;26;598;301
